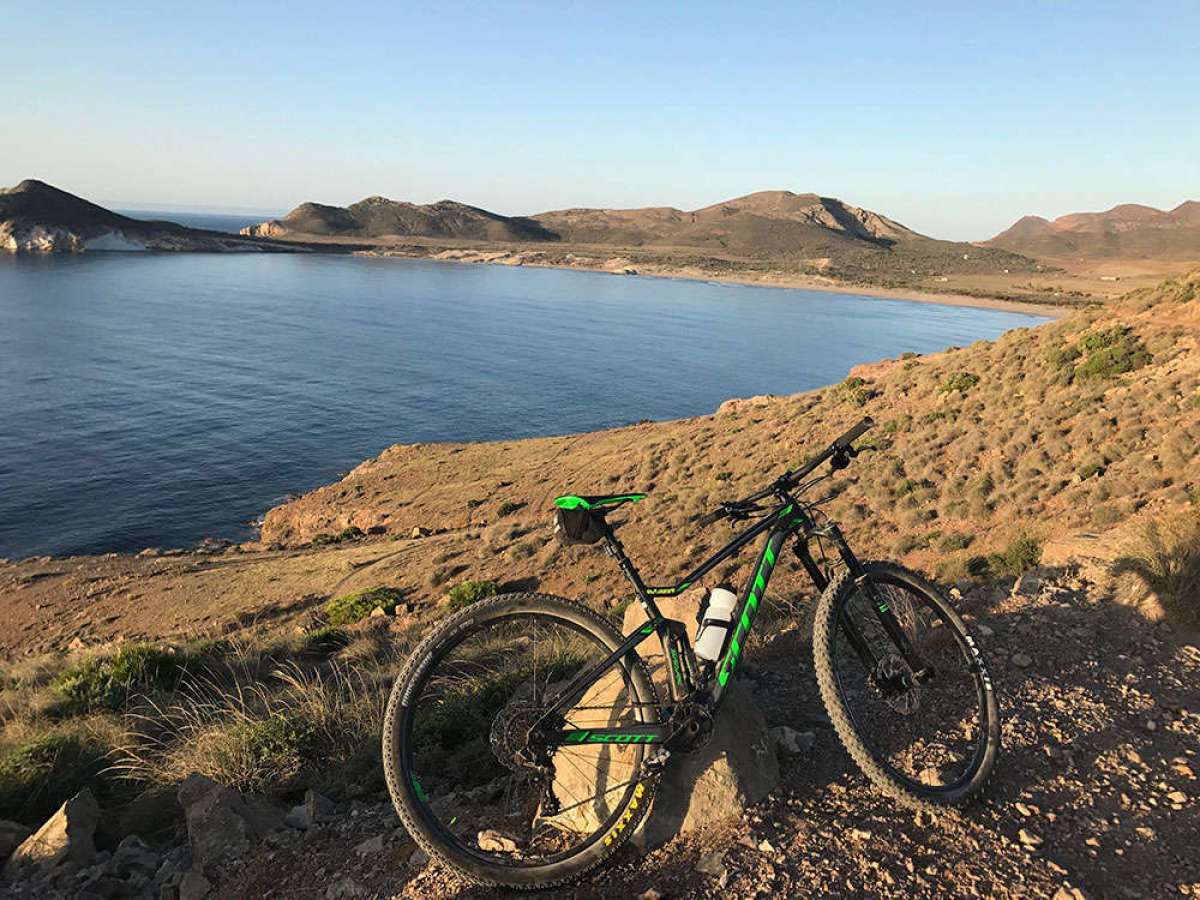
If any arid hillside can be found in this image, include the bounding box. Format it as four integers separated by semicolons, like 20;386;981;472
262;273;1200;601
986;201;1200;260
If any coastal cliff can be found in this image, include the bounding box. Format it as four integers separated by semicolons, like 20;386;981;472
0;179;298;254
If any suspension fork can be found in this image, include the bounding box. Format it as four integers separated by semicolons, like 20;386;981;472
824;524;930;677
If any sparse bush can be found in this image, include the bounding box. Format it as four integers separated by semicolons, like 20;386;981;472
118;661;386;796
497;501;525;517
0;728;122;824
51;643;212;716
938;532;974;551
837;376;877;407
988;534;1042;578
324;587;404;626
447;579;500;611
940;371;980;395
1115;509;1200;626
312;526;364;546
934;554;991;583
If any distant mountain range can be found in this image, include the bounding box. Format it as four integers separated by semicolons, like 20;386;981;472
243;189;1040;279
0;180;292;254
985;201;1200;260
9;178;1196;272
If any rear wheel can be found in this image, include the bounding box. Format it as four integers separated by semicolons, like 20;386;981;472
812;561;1000;810
382;593;660;889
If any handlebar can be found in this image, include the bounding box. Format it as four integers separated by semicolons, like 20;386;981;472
696;417;874;526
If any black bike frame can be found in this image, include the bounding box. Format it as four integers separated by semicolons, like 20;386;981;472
542;476;934;749
544;489;920;747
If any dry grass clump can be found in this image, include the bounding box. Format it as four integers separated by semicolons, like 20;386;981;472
1115;508;1200;627
0;620;416;828
117;660;388;796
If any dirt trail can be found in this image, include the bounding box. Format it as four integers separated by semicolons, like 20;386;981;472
209;568;1199;899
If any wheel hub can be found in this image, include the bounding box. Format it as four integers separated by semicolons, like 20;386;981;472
872;655;921;714
489;700;550;772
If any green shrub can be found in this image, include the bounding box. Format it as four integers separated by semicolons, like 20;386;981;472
1042;343;1082;370
497;501;525;517
0;731;119;824
51;643;210;715
216;713;318;789
324;586;404;626
988;534;1043;578
295;626;351;656
940;371;980;395
312;526;364;546
837;376;877;407
1078;461;1105;480
1073;326;1152;381
447;579;500;611
938;532;974;551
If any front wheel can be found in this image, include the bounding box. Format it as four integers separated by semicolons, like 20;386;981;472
812;561;1000;811
382;593;660;890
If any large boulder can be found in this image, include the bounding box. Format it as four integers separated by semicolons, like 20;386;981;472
634;678;779;850
4;788;100;877
177;773;286;875
530;591;780;849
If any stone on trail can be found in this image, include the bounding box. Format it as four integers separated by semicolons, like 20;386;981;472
177;772;286;873
286;788;339;830
770;724;816;756
4;788;100;877
550;592;780;853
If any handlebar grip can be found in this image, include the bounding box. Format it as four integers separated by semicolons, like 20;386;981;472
833;416;874;450
696;508;725;527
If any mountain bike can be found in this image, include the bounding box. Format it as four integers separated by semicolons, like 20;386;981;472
382;416;1000;889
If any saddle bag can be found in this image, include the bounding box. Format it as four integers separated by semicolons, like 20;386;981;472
554;507;607;545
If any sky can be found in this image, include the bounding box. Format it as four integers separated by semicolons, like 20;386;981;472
4;0;1199;240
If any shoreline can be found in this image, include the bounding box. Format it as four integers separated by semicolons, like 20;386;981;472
347;245;1072;319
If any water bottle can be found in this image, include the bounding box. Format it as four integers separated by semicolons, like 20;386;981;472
694;586;738;662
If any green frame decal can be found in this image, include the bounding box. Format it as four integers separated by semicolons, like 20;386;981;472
717;532;783;687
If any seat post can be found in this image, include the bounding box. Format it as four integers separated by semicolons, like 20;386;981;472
603;526;649;597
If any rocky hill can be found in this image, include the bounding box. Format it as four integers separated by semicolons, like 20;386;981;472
243;197;557;242
985;201;1200;260
245;189;1037;279
0;180;295;254
529;191;924;254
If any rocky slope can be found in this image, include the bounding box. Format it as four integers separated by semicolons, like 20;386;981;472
0;180;298;254
986;201;1200;260
242;197;557;243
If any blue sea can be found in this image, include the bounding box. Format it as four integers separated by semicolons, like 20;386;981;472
0;246;1048;559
